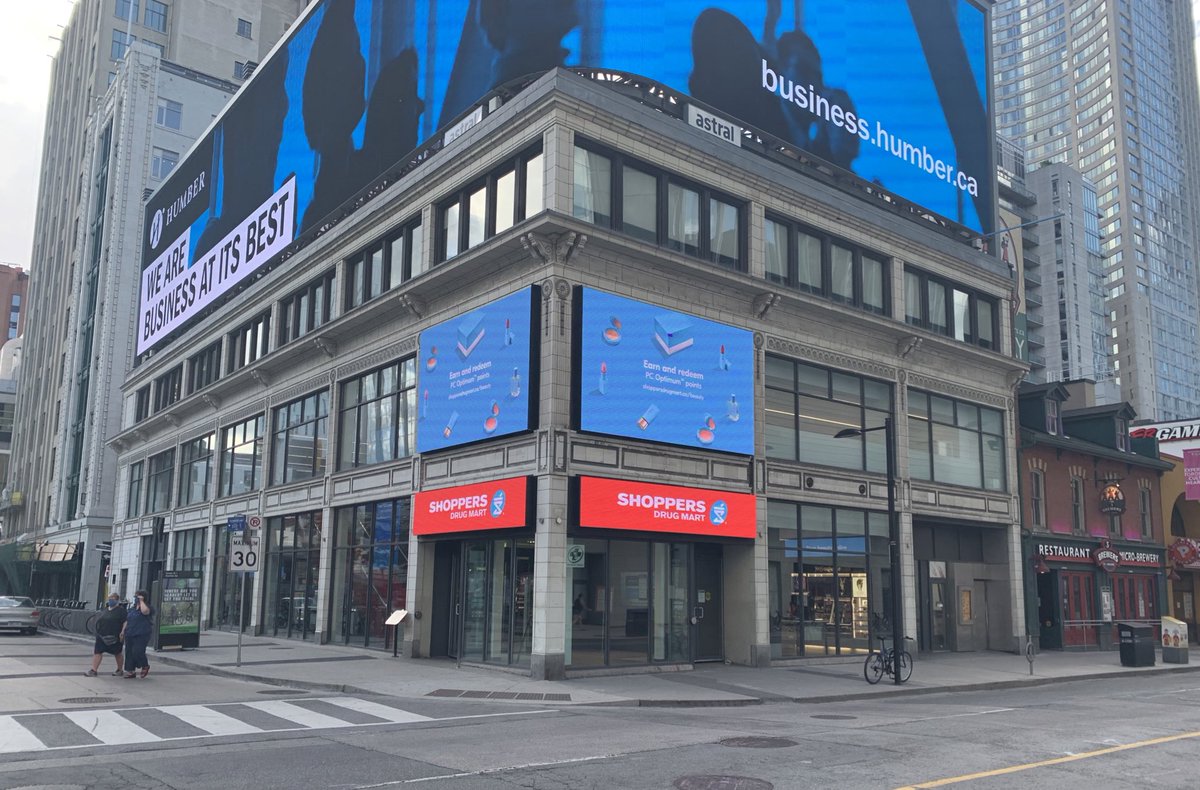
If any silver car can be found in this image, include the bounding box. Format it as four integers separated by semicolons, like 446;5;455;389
0;596;39;634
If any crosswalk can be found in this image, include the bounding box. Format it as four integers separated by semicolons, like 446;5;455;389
0;696;433;754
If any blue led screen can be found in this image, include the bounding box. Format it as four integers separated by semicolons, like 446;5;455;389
139;0;992;354
578;288;754;454
417;287;536;452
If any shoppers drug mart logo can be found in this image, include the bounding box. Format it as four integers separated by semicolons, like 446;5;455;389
491;490;506;518
709;500;728;526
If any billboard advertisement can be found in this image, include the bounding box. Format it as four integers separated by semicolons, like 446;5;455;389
577;476;756;539
413;476;531;535
416;287;537;452
139;0;992;355
577;287;754;454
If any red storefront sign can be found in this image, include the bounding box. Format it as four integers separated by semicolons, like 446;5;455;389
578;476;756;539
413;476;530;535
1037;540;1161;569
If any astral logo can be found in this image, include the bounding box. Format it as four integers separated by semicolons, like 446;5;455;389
709;500;728;526
490;490;506;518
150;209;163;250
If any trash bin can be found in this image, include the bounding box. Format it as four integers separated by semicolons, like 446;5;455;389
1117;622;1155;667
1162;616;1189;664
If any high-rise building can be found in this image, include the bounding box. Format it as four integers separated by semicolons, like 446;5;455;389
2;0;303;604
993;0;1200;420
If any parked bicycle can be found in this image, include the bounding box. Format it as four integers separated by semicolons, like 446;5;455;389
863;635;914;684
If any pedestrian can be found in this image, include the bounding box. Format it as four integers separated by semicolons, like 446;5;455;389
121;590;154;679
86;593;125;677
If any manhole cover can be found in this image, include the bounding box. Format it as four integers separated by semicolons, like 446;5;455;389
718;737;798;749
674;777;773;790
811;714;857;720
257;689;302;695
58;697;118;705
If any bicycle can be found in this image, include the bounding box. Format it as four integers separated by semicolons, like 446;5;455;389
863;635;914;684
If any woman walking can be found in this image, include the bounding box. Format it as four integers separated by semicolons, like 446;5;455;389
121;591;154;679
86;593;125;676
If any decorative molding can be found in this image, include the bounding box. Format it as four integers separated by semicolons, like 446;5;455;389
906;372;1007;407
764;337;896;380
201;394;222;411
335;339;417;380
312;336;338;358
250;370;271;389
896;335;923;360
554;278;571;300
222;399;268;428
270;374;332;407
399;293;427;319
164;414;181;428
751;291;779;319
521;231;587;265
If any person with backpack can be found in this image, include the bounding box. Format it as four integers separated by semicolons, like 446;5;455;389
85;593;125;677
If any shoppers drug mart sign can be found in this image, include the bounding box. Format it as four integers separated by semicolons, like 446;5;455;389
413;476;531;535
577;476;755;539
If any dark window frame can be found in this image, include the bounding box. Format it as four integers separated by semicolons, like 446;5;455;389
344;218;423;311
571;139;746;271
1070;476;1086;534
134;385;151;423
437;146;543;263
763;213;889;314
126;460;144;519
146;449;175;514
186;340;222;395
270;391;330;486
1030;469;1045;529
152;365;183;414
337;357;418;470
227;311;271;374
908;390;1006;492
178;433;214;506
904;267;999;350
218;414;265;498
278;269;335;346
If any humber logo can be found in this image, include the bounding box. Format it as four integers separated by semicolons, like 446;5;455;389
150;209;163;250
490;489;506;518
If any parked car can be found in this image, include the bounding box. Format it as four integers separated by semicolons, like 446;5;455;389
0;596;39;634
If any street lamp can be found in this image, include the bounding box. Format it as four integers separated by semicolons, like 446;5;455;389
835;417;903;684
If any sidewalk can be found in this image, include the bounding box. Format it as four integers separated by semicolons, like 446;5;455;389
47;629;1200;707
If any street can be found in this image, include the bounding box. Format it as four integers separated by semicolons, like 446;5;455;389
2;633;1199;789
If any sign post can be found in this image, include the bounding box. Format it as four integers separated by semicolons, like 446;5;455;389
227;515;259;667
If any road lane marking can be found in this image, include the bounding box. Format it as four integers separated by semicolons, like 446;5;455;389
166;705;264;736
320;697;432;724
354;754;620;787
243;700;366;729
895;729;1200;789
61;709;160;745
0;718;43;753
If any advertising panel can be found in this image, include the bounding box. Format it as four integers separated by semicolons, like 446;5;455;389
578;476;756;539
155;570;202;650
417;287;536;452
577;288;754;454
413;476;531;535
139;0;993;355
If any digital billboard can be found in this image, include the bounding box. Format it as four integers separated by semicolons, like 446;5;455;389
577;288;754;454
577;476;756;539
139;0;992;354
416;287;537;452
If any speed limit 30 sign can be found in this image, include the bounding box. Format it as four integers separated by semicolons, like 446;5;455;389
230;532;260;573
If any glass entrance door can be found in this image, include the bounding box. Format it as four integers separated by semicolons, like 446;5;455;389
691;544;723;661
929;580;948;651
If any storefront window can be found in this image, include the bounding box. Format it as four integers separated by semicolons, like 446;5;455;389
270;391;329;485
263;511;322;640
211;529;249;632
330;498;410;650
568;539;607;668
337;358;416;470
172;527;207;573
219;415;265;497
178;434;214;506
908;390;1005;491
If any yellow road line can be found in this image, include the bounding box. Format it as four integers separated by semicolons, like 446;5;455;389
895;730;1200;789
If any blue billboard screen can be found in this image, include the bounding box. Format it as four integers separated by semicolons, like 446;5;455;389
140;0;991;354
578;288;754;454
417;287;536;452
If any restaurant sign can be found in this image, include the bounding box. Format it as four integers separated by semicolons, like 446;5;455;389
1037;539;1161;571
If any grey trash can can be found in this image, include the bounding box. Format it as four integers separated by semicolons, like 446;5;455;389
1117;622;1155;667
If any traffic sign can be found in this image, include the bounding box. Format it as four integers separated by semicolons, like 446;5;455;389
226;514;247;533
229;531;259;573
247;515;263;530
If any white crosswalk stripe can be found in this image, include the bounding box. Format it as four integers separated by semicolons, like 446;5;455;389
0;696;431;754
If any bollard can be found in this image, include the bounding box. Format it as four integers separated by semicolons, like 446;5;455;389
1025;634;1035;676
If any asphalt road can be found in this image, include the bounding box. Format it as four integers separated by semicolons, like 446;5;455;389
3;632;1199;789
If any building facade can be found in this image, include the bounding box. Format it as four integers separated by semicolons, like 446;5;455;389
110;55;1027;679
993;0;1200;420
1;0;303;604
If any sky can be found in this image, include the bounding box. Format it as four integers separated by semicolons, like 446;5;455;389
0;1;76;269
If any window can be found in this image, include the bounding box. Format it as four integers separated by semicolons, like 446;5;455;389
0;403;11;443
1045;398;1060;435
173;527;206;573
1139;488;1152;538
1070;476;1085;533
234;61;250;80
571;141;743;270
438;147;542;262
908;391;1005;491
152;365;183;413
143;0;167;32
151;147;178;180
116;0;139;22
219;415;265;497
271;391;329;485
764;356;891;473
338;357;417;470
178;434;214;506
146;449;175;513
186;340;221;394
134;385;151;422
111;29;135;60
236;18;252;38
905;268;998;349
126;461;144;518
278;270;335;345
1116;418;1129;451
763;215;888;314
1030;470;1045;529
227;312;270;373
344;219;423;310
156;98;181;130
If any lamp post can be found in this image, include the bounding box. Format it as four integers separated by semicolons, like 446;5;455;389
836;417;903;684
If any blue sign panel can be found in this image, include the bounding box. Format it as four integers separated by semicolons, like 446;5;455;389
417;288;535;452
579;288;754;454
139;0;992;355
